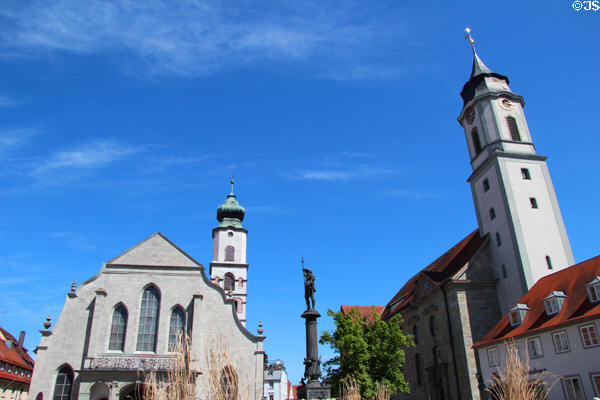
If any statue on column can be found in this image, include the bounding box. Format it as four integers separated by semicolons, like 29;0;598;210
303;258;316;310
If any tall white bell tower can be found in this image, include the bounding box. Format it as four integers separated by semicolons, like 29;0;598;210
457;31;574;314
210;180;249;325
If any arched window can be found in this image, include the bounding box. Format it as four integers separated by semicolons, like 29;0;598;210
506;116;521;141
429;315;436;337
433;346;441;364
224;273;235;291
471;127;482;154
225;246;235;261
168;307;186;351
501;264;507;279
546;255;553;270
412;325;418;345
220;366;238;400
137;286;160;352
108;305;128;351
53;365;73;400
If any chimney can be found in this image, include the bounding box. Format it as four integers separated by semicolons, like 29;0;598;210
18;331;25;347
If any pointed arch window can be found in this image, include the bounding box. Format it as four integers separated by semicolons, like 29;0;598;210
137;286;160;352
108;305;128;351
415;353;422;385
471;127;482;154
506;117;521;141
412;325;418;345
168;307;186;351
220;366;238;400
225;246;235;261
53;366;74;400
224;273;235;291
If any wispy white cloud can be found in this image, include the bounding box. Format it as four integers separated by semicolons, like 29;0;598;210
50;231;96;251
33;140;142;174
0;1;410;79
0;95;23;108
383;189;440;199
0;127;38;152
295;166;396;181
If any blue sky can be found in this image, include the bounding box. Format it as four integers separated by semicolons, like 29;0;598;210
0;0;598;385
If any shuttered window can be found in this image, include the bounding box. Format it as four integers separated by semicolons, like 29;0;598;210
506;117;521;141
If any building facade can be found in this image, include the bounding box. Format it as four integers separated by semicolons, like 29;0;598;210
475;255;600;400
0;328;34;400
28;185;265;400
263;362;288;400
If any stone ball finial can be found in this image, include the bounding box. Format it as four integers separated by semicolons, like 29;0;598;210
257;321;264;336
71;281;77;293
43;315;51;329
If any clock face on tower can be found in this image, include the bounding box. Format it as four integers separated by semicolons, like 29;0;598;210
466;107;475;124
499;98;514;111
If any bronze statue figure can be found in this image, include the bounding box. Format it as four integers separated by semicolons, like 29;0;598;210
303;259;316;310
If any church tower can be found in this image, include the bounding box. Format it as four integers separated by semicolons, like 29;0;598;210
457;32;574;314
210;180;249;325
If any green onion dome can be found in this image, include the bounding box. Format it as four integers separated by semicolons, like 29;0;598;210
216;180;245;228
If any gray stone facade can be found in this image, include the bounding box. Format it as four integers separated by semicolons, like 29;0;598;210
390;235;502;400
28;232;265;400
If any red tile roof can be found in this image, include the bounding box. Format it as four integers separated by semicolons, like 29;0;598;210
382;229;484;319
474;254;600;348
340;305;384;323
0;327;34;384
292;385;301;399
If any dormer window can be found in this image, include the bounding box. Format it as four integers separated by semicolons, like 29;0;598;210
586;276;600;303
509;304;529;327
544;291;566;316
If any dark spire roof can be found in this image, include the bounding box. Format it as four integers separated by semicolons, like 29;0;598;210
470;46;494;78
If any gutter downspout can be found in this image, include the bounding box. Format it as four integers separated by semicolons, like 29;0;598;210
441;282;463;400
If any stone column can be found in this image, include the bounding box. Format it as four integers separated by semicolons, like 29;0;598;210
297;310;330;400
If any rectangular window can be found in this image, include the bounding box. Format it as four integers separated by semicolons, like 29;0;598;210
545;298;559;315
487;347;500;367
590;373;600;397
483;179;490;192
509;310;520;326
530;197;538;208
580;324;600;348
562;376;585;400
588;284;600;303
527;337;544;358
496;232;502;247
521;168;531;180
490;208;496;220
553;331;570;353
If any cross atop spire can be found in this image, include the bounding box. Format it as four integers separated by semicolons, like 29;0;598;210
465;27;475;46
464;27;493;79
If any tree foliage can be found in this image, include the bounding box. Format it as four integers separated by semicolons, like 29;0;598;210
319;307;412;398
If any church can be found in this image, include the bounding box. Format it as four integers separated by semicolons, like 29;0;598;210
27;183;265;400
343;36;576;400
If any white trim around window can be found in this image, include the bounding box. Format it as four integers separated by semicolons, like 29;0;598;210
590;372;600;397
552;330;571;354
487;347;500;367
579;323;600;348
562;375;585;400
527;336;544;359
